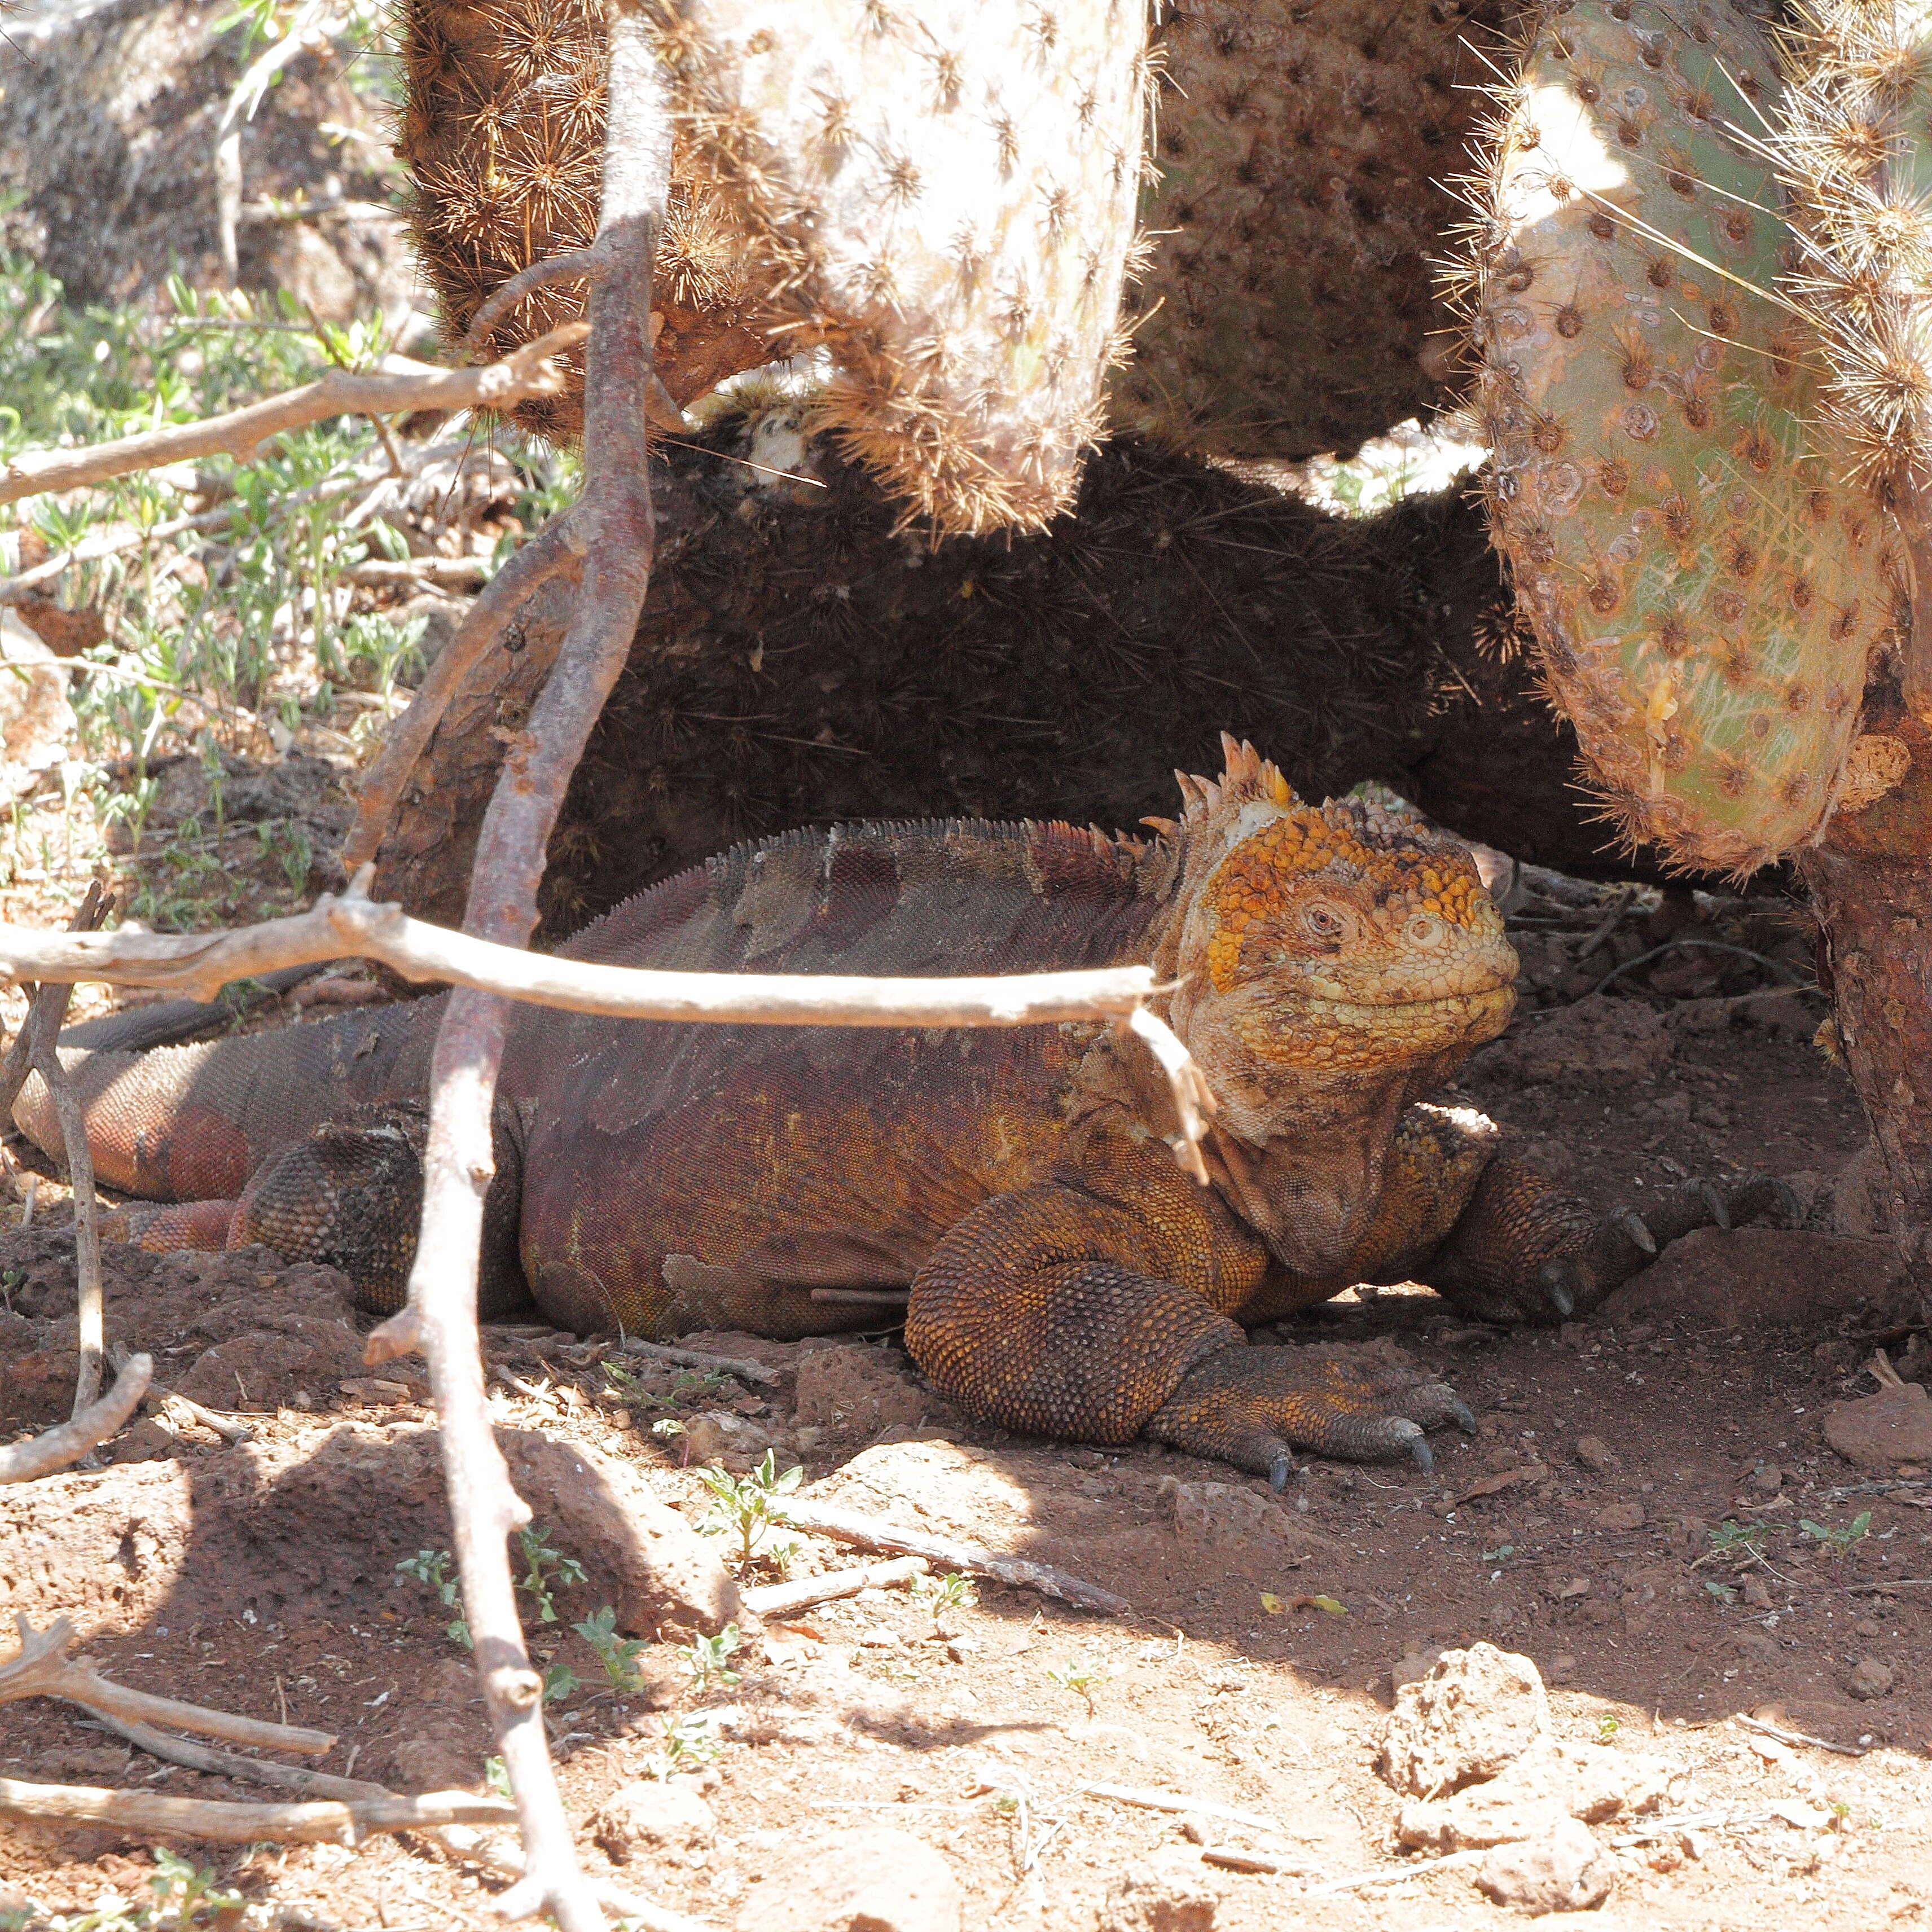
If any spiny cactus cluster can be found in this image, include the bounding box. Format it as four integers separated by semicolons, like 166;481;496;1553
397;0;772;444
1114;0;1503;462
401;0;1152;535
1461;0;1899;876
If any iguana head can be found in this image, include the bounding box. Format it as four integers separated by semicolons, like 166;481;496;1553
1144;737;1517;1259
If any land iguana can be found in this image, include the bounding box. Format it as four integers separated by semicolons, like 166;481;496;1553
14;739;1782;1481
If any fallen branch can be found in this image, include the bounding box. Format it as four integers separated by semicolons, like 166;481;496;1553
0;1776;513;1845
0;1616;333;1755
618;1338;781;1388
0;871;1165;1029
1197;1845;1322;1877
1076;1781;1281;1836
775;1498;1130;1617
344;555;493;588
743;1556;928;1619
1733;1711;1867;1759
0;1355;151;1484
83;1711;388;1801
1303;1846;1492;1896
0;324;590;507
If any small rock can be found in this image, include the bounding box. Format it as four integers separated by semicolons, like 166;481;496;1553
1380;1643;1549;1797
1740;1575;1774;1610
1476;1816;1614;1915
1748;1461;1783;1493
1392;1645;1444;1692
1595;1501;1645;1532
592;1779;716;1862
746;1828;961;1932
1573;1435;1615;1473
1096;1855;1217;1932
1847;1657;1895;1701
1825;1383;1932;1470
682;1409;774;1470
793;1346;958;1441
1167;1479;1339;1552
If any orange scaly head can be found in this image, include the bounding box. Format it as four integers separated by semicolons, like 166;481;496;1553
1152;736;1518;1151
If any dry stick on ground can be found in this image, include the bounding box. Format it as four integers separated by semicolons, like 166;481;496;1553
354;18;671;1929
776;1498;1131;1616
1076;1781;1282;1836
0;323;589;506
1;1616;333;1754
741;1556;930;1619
617;1338;781;1387
0;1353;151;1483
0;1778;514;1846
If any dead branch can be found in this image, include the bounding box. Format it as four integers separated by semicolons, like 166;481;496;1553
86;1709;390;1799
1;1616;333;1754
0;1776;513;1845
741;1556;928;1619
0;323;589;506
775;1499;1131;1617
339;517;585;872
1075;1781;1281;1835
617;1338;780;1387
0;871;1164;1029
456;1830;716;1932
462;244;612;353
349;18;673;1929
0;1354;151;1484
25;882;112;1413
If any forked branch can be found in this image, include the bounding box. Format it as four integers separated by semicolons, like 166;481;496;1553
0;323;590;506
0;1354;151;1484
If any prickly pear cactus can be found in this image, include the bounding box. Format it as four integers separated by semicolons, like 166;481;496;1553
401;0;1152;535
1465;0;1896;873
397;0;775;445
1780;0;1932;504
1114;0;1503;462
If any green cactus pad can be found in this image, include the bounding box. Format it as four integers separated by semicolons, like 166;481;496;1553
1113;0;1503;462
1467;0;1894;872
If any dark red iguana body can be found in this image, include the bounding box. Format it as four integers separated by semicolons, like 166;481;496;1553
17;741;1775;1479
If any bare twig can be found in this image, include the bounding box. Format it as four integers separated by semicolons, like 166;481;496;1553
0;325;589;506
1198;1845;1323;1877
85;1710;389;1798
0;1616;333;1754
0;873;1166;1029
457;1833;717;1932
24;882;112;1413
461;244;612;354
742;1556;929;1619
339;517;585;871
1303;1847;1493;1896
344;555;493;588
1076;1781;1281;1836
0;1776;512;1845
351;19;673;1929
775;1498;1130;1616
1733;1712;1867;1759
0;1354;151;1483
618;1338;781;1387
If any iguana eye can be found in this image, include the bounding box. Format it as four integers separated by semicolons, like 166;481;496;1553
1304;904;1345;939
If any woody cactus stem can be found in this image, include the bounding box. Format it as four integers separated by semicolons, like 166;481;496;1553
363;12;669;1929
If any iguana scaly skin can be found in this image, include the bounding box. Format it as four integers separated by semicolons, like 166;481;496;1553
15;739;1766;1478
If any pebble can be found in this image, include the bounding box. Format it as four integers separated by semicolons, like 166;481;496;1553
1096;1855;1217;1932
1847;1657;1895;1701
1596;1501;1646;1531
1748;1461;1783;1492
1574;1434;1615;1472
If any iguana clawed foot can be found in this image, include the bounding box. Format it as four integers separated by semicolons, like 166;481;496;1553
1146;1343;1477;1485
1535;1172;1802;1321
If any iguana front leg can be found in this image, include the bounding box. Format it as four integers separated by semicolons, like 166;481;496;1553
905;1129;1473;1482
1426;1157;1802;1324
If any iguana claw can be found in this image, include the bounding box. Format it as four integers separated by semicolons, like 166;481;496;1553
1696;1179;1731;1229
1447;1395;1478;1434
1269;1447;1295;1492
1405;1425;1434;1474
1613;1207;1657;1255
1538;1258;1577;1318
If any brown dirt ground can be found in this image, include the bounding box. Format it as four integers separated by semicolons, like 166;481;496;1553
2;884;1931;1931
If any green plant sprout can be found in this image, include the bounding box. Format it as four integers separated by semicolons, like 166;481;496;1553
648;1713;721;1780
1799;1511;1873;1560
515;1523;587;1623
1047;1658;1110;1720
695;1449;803;1574
910;1571;978;1627
679;1623;744;1695
573;1606;648;1693
396;1548;471;1649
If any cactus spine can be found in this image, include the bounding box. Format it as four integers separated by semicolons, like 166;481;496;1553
1464;0;1896;874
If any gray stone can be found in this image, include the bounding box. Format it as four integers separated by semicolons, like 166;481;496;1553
1826;1384;1932;1470
1380;1643;1549;1797
1847;1657;1895;1701
1096;1855;1217;1932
